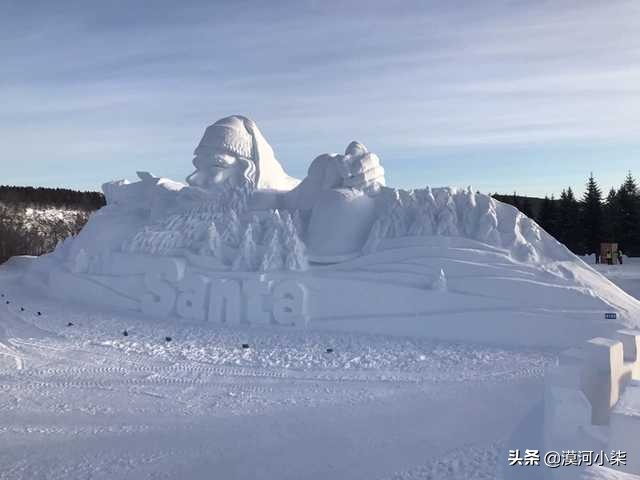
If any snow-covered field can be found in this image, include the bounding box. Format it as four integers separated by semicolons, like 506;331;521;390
590;257;640;303
0;261;562;480
1;259;638;480
1;117;638;478
1;259;639;479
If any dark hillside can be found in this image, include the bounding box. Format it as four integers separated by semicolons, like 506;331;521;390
0;185;105;263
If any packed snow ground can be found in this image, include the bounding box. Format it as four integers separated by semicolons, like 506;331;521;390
589;257;640;303
0;266;556;480
2;259;640;480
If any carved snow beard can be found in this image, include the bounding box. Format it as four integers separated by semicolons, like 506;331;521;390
187;156;256;191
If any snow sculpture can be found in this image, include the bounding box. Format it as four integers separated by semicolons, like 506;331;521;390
34;115;640;347
260;228;285;272
70;248;89;274
186;115;298;191
111;115;385;261
408;188;436;237
432;269;447;292
232;223;258;271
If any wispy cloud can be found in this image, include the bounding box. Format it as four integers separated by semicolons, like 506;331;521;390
1;0;639;196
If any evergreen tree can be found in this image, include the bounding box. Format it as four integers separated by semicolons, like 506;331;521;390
432;269;447;292
262;209;283;243
616;172;640;255
511;191;521;211
604;187;619;242
221;210;241;246
537;195;558;238
434;192;459;236
232;223;258;271
581;173;603;255
408;203;435;236
474;196;500;245
202;222;222;257
519;197;535;219
282;214;308;271
260;229;285;271
557;188;583;253
386;190;408;237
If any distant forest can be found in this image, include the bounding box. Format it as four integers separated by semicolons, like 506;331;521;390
494;171;640;257
0;172;639;264
0;185;105;263
0;185;105;209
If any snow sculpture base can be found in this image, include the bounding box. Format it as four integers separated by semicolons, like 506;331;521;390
39;232;640;348
583;338;626;425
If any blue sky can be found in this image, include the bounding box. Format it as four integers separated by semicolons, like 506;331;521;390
1;0;639;197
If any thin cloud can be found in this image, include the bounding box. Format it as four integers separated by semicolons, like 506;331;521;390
0;0;638;196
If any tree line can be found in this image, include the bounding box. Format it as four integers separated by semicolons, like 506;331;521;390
0;185;105;263
494;172;640;257
0;185;105;210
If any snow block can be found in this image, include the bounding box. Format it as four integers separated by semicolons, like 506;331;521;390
586;338;624;372
583;338;625;425
559;346;587;366
544;384;592;453
546;364;583;390
608;383;640;475
616;330;640;363
543;364;594;454
617;330;640;380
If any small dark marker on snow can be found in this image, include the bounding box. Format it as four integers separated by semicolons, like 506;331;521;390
123;330;128;337
326;348;334;353
242;343;250;349
165;336;172;342
20;307;24;311
67;322;73;327
36;312;42;316
5;301;9;304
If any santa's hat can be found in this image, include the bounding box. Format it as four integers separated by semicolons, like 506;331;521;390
193;115;298;191
194;116;253;160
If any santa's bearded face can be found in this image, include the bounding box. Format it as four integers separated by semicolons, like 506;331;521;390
186;150;246;189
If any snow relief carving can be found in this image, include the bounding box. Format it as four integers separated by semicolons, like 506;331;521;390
41;115;640;345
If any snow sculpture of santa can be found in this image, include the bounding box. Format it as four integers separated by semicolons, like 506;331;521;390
184;115;386;259
88;116;385;262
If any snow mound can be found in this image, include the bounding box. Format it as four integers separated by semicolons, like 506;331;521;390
9;116;640;347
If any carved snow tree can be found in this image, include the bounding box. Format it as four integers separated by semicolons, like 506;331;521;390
260;229;285;271
233;223;258;271
282;212;308;271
